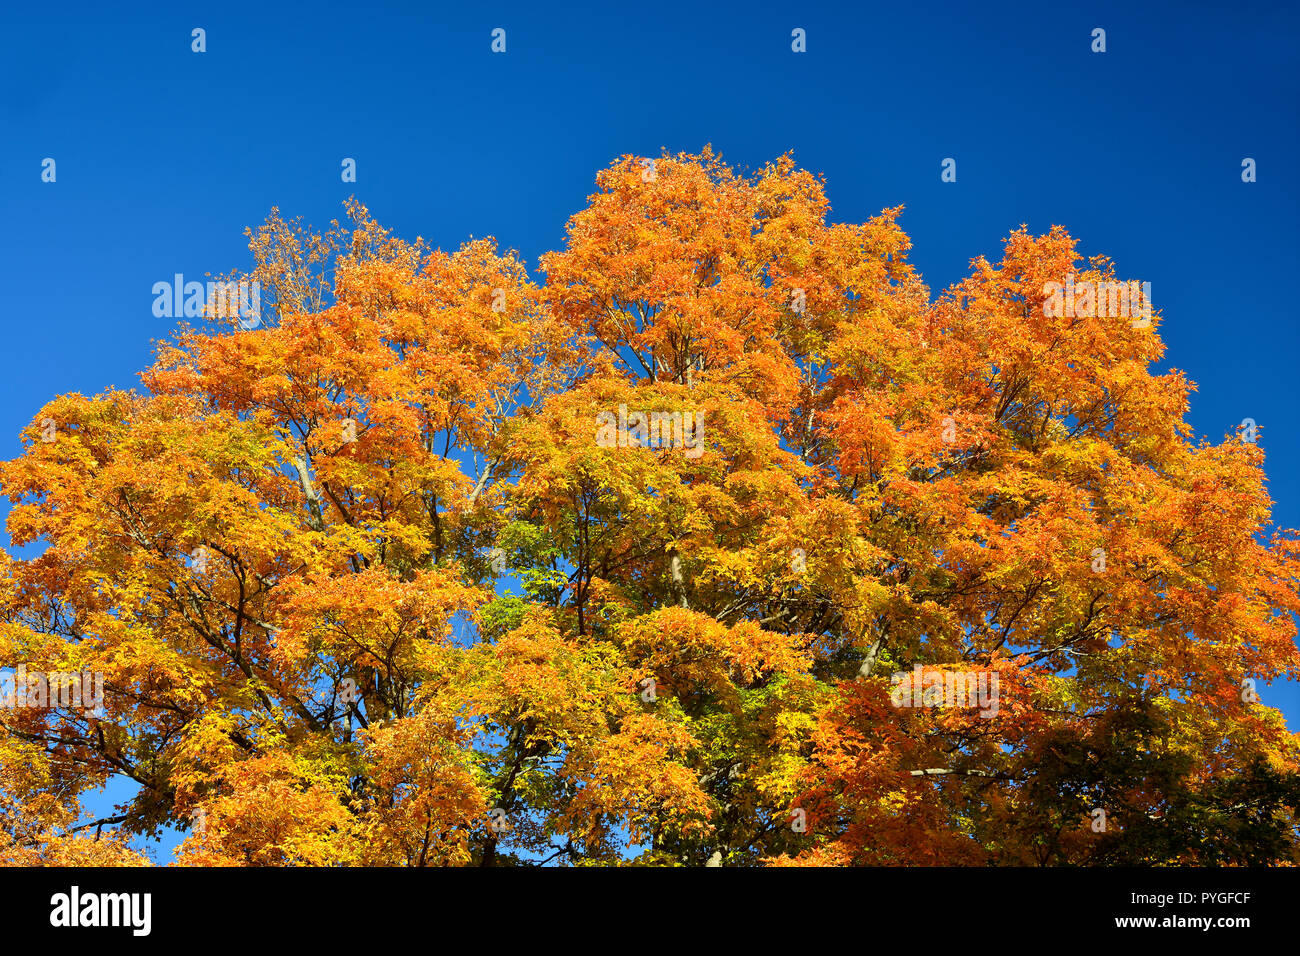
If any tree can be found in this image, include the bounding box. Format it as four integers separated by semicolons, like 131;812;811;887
2;151;1298;866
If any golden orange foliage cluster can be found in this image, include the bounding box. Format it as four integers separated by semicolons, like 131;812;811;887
3;149;1299;866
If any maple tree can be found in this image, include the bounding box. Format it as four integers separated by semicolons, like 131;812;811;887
3;149;1299;866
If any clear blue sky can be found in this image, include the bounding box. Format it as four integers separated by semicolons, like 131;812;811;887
2;0;1297;861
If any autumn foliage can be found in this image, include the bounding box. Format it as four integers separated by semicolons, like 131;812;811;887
3;149;1300;866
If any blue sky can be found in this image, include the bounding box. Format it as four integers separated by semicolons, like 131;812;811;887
2;0;1297;861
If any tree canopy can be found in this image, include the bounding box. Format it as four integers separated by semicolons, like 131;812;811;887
4;148;1299;866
